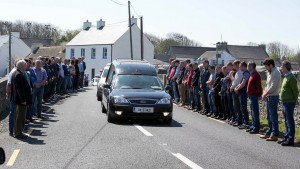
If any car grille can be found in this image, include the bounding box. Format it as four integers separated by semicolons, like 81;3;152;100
128;99;158;105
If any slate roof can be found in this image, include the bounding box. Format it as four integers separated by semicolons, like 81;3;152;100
27;46;65;60
66;25;133;46
154;54;172;63
226;45;269;60
167;46;216;59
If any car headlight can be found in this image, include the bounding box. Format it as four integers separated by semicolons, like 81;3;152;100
157;98;171;104
113;96;129;103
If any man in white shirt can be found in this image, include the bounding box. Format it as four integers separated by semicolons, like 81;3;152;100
230;60;243;126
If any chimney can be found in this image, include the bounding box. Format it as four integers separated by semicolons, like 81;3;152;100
97;19;105;30
83;20;92;30
129;16;137;27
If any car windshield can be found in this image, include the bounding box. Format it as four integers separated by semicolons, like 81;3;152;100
101;68;109;78
113;75;163;90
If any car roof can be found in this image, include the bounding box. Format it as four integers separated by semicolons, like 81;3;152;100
112;60;157;76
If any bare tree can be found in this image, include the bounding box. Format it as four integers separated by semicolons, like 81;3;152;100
267;42;294;60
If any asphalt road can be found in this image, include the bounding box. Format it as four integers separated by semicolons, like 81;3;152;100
0;86;300;169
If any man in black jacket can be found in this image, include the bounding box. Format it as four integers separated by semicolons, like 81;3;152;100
192;63;200;112
212;65;225;119
12;60;32;139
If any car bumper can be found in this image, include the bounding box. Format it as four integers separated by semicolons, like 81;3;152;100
109;104;173;119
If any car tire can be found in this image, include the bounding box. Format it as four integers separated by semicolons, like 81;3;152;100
107;112;114;123
101;102;107;113
163;118;172;125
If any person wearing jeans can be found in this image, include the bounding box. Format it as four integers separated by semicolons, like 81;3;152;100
6;67;17;136
32;60;48;119
278;61;299;146
246;62;262;134
206;66;216;117
261;58;281;141
234;62;250;129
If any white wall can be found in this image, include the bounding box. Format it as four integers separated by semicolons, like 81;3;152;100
113;25;154;63
66;24;155;80
66;45;112;78
0;36;31;77
207;51;236;66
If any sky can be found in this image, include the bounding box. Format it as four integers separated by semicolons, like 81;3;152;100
0;0;299;50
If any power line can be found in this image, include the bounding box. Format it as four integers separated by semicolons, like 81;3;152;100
110;0;127;6
106;20;128;26
130;3;140;17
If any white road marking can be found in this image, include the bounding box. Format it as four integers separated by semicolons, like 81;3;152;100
7;149;20;167
134;125;153;136
172;153;203;169
208;117;226;124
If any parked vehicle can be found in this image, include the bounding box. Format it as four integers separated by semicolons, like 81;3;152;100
90;77;100;86
101;60;173;124
97;63;111;101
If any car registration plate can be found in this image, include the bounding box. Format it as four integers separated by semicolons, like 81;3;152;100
133;107;154;113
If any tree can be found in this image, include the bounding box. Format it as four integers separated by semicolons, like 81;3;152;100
267;42;294;60
145;32;201;54
0;20;61;44
155;38;180;54
144;33;161;48
167;32;201;46
58;30;80;44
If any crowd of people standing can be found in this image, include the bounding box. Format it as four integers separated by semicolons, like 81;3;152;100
6;56;87;139
167;58;299;146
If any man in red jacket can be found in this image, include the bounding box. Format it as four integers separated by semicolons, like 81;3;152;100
246;61;262;134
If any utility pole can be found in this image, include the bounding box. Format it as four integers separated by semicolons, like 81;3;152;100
8;31;12;71
140;16;144;61
128;1;133;60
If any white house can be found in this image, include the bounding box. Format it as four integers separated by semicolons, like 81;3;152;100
0;32;31;77
198;51;235;66
66;18;154;79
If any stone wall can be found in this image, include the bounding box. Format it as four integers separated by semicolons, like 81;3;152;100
0;77;9;133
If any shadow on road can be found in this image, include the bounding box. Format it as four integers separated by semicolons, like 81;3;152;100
114;119;183;127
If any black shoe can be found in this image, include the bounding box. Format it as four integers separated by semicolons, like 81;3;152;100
238;125;246;129
9;133;13;137
281;141;294;147
249;130;259;134
246;128;252;132
277;139;287;144
37;116;44;119
233;122;240;127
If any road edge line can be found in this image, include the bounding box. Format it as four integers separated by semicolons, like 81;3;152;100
7;149;20;167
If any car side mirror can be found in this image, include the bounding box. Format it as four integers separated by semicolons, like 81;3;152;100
165;85;172;93
103;84;111;89
0;147;5;165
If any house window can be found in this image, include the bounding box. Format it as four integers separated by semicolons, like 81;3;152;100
81;48;85;57
222;60;224;66
91;48;96;59
70;48;74;58
103;47;107;59
212;60;216;66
